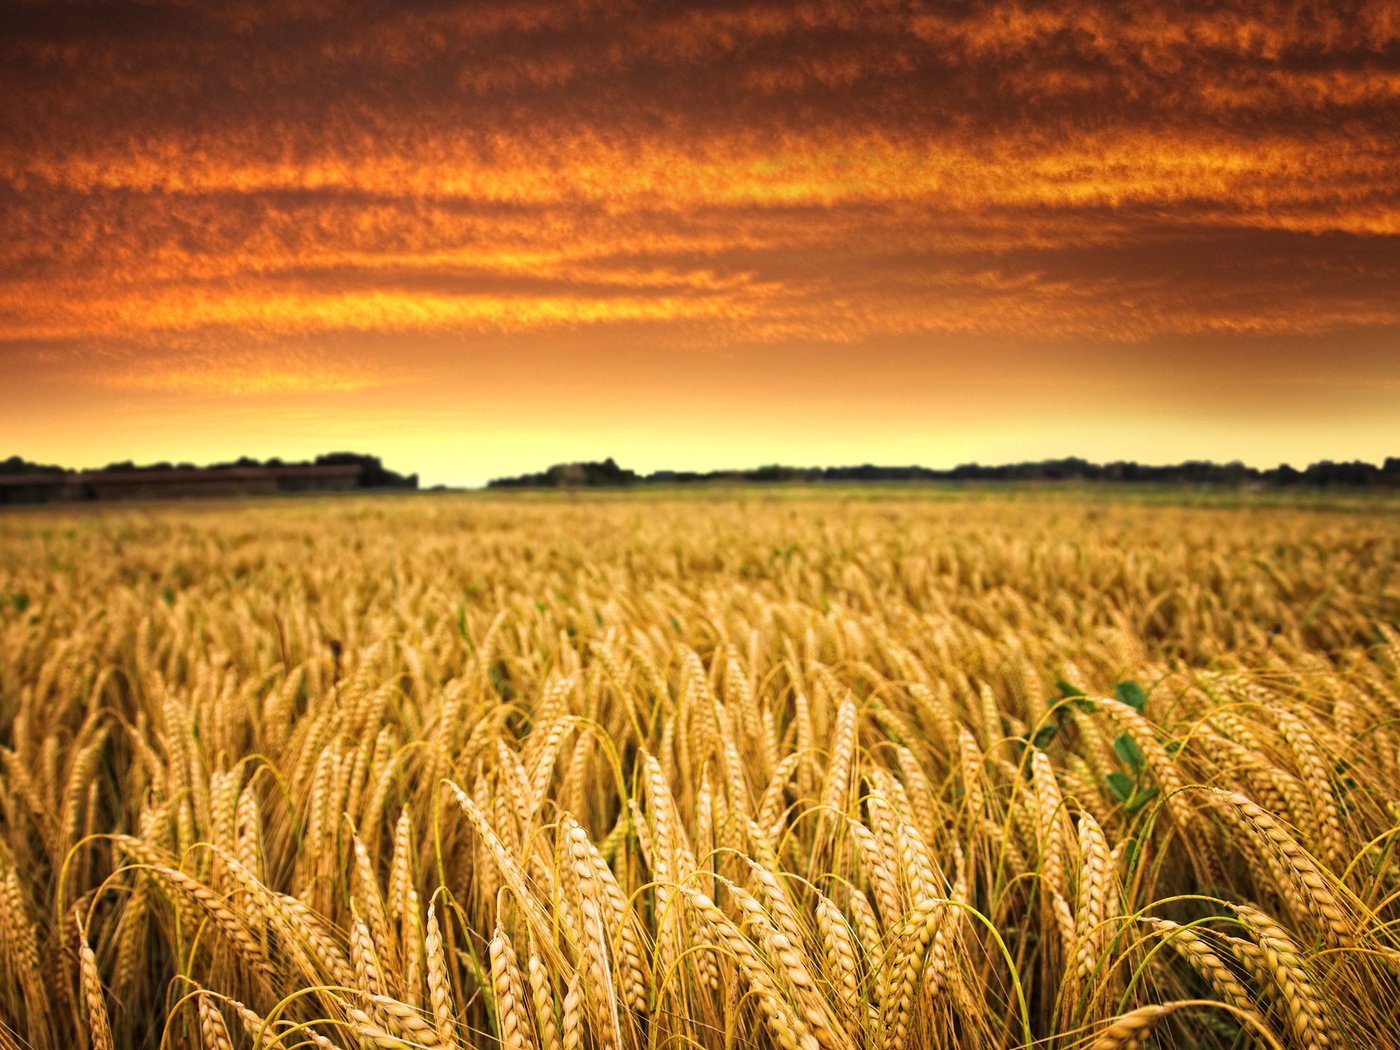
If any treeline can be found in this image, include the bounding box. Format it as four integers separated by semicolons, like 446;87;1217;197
0;453;418;489
0;452;420;506
488;455;1400;489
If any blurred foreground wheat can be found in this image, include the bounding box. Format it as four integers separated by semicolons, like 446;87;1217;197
1;492;1398;1049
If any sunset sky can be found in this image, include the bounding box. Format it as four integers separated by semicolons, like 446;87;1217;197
2;1;1398;486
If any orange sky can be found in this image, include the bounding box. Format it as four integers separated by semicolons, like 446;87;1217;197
2;1;1398;486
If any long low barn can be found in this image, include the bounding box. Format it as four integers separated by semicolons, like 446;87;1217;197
0;464;365;505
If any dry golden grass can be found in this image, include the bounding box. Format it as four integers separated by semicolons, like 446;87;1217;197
0;490;1398;1049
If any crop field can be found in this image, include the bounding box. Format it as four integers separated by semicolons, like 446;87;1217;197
1;490;1398;1050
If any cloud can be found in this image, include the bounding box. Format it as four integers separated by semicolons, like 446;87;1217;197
0;0;1396;403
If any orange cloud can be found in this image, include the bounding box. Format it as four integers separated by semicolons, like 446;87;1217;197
0;0;1397;477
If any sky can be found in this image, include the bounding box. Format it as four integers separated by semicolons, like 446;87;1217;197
2;1;1398;486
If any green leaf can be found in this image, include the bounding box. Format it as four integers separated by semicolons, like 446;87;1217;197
1300;585;1338;629
1106;772;1136;802
1122;832;1144;870
1164;740;1184;756
160;587;175;607
489;662;515;702
9;592;29;613
1115;680;1147;712
1056;679;1085;699
1113;732;1145;774
1032;723;1060;749
1125;786;1160;816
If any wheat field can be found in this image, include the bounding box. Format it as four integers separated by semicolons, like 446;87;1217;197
1;490;1398;1050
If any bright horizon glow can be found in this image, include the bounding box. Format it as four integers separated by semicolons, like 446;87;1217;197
8;399;1394;490
3;2;1398;483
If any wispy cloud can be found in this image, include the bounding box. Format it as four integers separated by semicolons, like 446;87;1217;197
0;0;1396;467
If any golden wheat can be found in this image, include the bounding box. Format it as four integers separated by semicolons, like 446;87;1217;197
0;490;1395;1049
